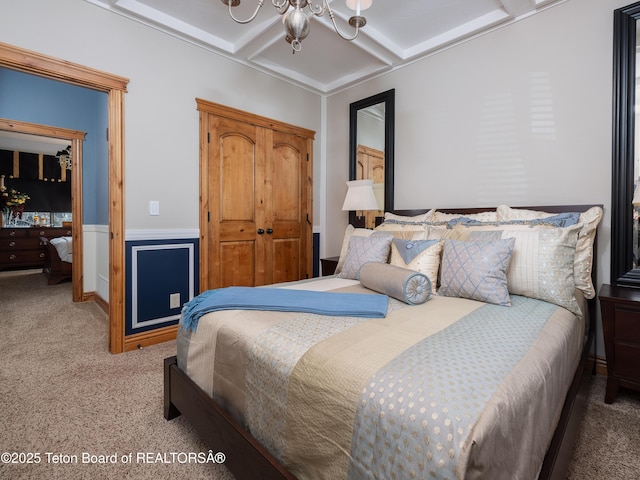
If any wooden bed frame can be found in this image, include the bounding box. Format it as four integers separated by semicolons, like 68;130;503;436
40;236;72;285
164;205;600;480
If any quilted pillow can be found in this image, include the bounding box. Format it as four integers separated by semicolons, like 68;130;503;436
389;238;443;289
337;234;393;280
335;224;373;275
496;205;603;299
439;238;515;306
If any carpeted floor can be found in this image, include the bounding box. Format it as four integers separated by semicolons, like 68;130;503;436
566;372;640;479
0;270;233;479
0;269;639;479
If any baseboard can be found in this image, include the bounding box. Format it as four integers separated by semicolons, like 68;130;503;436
124;324;178;352
594;355;607;376
81;291;109;315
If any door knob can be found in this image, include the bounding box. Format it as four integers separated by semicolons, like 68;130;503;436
257;228;265;234
266;228;273;234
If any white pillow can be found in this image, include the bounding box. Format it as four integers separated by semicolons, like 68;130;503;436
383;210;435;223
389;238;443;290
431;209;497;223
374;221;428;240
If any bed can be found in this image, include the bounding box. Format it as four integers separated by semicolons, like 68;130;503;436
164;204;602;480
40;236;72;285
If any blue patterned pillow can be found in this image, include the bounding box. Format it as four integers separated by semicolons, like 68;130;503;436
337;234;393;280
439;238;516;306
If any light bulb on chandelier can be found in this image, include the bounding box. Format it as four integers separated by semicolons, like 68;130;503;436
222;0;371;53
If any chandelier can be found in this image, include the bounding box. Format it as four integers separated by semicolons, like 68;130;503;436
56;146;72;171
222;0;372;53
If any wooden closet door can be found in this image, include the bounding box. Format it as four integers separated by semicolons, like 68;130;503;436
265;129;310;285
357;144;384;228
199;99;314;291
207;115;264;288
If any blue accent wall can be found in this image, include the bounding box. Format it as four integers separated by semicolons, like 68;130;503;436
313;232;320;277
0;67;108;224
125;238;200;335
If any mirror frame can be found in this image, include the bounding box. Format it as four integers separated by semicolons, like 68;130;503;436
349;89;395;226
612;2;640;285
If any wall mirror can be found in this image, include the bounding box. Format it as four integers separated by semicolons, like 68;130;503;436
612;2;640;286
349;89;394;228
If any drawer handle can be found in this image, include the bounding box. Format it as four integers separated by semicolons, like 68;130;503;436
9;241;15;247
39;231;45;235
39;253;45;258
9;231;15;236
9;254;16;260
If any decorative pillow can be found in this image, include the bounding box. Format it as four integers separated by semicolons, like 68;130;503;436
439;238;515;306
383;210;435;223
501;225;582;315
426;227;473;242
496;205;603;299
359;262;432;305
337;235;393;280
431;209;498;223
374;221;428;240
335;224;373;275
446;213;581;229
389;238;443;289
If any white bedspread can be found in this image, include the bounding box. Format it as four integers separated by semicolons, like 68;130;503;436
50;236;72;263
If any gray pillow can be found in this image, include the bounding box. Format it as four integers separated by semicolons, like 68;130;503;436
439;238;515;306
359;262;432;305
337;235;393;280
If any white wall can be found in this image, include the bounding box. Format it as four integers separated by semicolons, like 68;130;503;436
326;0;628;292
0;0;323;231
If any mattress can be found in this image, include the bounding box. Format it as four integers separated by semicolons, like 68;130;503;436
176;277;585;480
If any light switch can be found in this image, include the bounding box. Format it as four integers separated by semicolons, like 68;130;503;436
149;200;160;216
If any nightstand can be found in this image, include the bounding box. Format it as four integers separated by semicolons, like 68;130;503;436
320;256;339;276
598;284;640;403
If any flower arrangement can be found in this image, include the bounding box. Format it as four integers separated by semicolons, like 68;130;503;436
1;175;30;223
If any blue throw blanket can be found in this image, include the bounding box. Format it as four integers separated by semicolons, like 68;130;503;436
181;286;389;332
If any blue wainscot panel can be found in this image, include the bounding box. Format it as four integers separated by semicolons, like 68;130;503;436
313;231;320;278
126;238;199;336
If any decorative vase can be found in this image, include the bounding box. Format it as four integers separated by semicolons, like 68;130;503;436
2;210;11;228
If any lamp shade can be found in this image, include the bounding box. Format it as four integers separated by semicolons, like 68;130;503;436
342;179;380;211
346;0;372;12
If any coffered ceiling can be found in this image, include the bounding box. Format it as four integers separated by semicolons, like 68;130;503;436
86;0;564;95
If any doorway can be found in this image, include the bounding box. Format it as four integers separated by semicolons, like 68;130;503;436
0;42;129;353
0;121;85;299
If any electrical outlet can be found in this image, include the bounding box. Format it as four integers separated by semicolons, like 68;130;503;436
169;293;181;309
149;200;160;216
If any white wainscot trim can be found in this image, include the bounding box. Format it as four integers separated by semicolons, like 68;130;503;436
126;229;200;241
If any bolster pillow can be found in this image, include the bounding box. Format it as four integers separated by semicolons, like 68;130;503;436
359;262;432;305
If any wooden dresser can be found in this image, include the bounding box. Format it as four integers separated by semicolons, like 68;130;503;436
0;227;72;271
